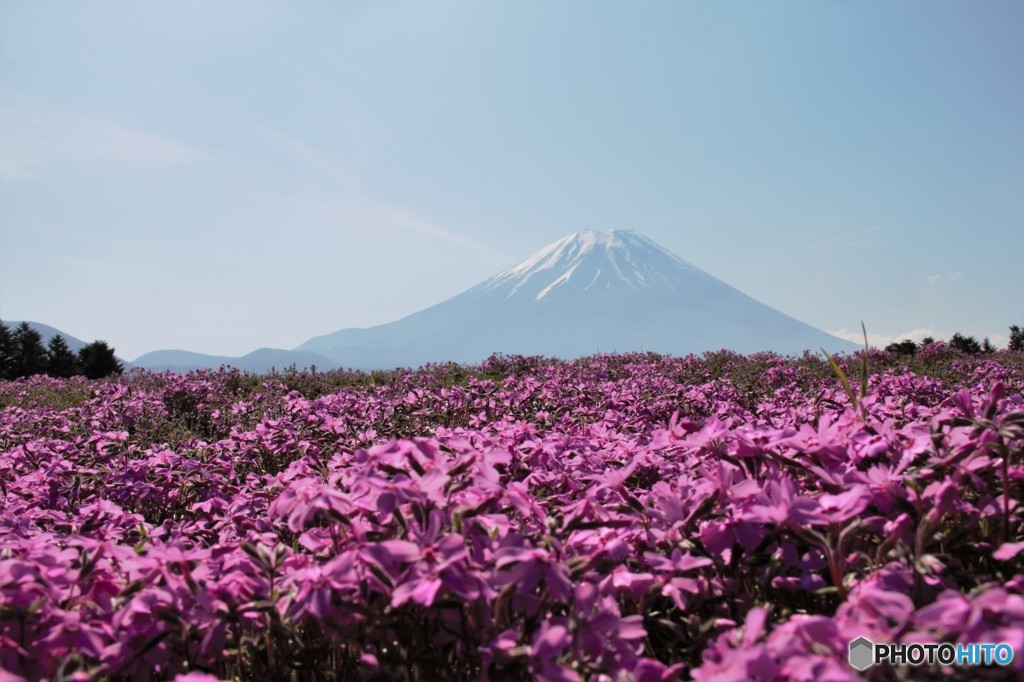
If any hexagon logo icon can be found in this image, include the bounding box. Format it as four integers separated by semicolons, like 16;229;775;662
848;637;874;671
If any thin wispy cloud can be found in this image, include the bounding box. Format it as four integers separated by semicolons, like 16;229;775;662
829;325;1007;350
925;272;963;292
0;91;205;179
828;325;938;348
809;225;884;250
290;197;501;258
203;101;363;194
351;203;484;250
197;99;498;259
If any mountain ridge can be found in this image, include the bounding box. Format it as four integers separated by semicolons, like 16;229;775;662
8;232;858;373
131;348;340;373
297;230;857;367
2;320;90;353
2;320;134;369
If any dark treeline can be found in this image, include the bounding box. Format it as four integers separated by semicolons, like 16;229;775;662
885;325;1024;357
1;321;1021;381
0;321;123;380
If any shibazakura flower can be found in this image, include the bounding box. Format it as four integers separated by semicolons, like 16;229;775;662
268;477;353;532
493;544;574;603
0;352;1022;680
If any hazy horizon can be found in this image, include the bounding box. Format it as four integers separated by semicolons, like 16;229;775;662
2;0;1022;360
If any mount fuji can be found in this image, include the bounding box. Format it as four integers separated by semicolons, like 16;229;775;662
297;230;857;368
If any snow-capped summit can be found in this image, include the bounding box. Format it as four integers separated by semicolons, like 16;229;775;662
297;230;856;368
481;229;713;302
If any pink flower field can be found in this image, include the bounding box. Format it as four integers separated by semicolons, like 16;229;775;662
1;348;1022;681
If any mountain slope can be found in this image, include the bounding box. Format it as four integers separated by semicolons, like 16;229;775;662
298;230;857;368
3;320;90;353
131;348;341;373
3;319;134;369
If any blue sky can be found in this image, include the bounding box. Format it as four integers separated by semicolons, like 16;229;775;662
1;0;1021;360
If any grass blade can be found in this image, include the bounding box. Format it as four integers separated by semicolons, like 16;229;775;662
860;321;869;399
821;347;859;411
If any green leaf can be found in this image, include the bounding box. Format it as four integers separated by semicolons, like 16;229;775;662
821;348;859;411
860;321;869;399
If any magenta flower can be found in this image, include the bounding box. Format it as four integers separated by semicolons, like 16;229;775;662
529;621;578;681
0;350;1021;679
692;607;779;682
814;485;870;525
493;545;574;603
269;478;353;532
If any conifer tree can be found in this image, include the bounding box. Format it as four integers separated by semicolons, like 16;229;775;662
13;322;47;377
949;332;982;355
0;322;15;380
78;340;123;379
885;339;918;357
46;335;80;378
1010;325;1024;352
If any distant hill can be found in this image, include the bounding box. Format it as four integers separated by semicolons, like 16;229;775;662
131;348;340;373
2;321;337;374
2;320;90;353
297;229;858;369
14;231;858;375
2;319;133;369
